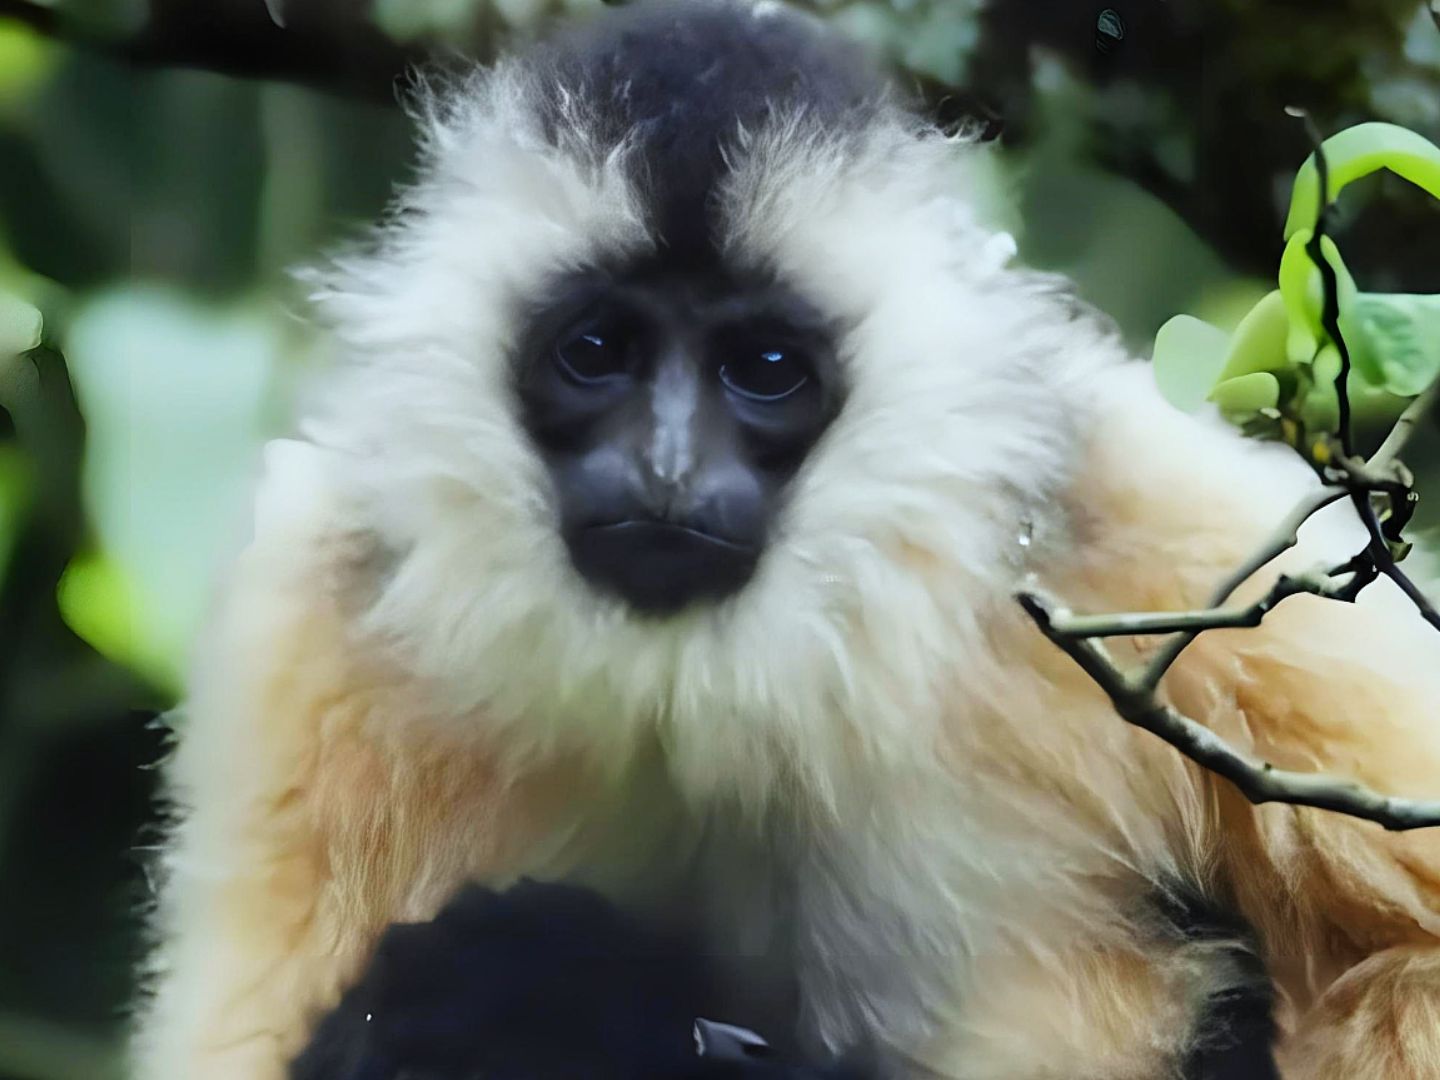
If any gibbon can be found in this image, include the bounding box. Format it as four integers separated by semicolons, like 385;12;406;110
132;1;1440;1077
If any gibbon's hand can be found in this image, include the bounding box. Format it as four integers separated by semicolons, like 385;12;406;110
289;880;867;1080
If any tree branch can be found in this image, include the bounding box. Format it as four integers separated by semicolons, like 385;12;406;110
1017;590;1440;831
1349;488;1440;634
1370;379;1440;470
1136;485;1349;692
1017;112;1440;831
1042;570;1340;640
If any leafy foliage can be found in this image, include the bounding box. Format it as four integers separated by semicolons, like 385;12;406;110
0;292;41;355
1154;122;1440;435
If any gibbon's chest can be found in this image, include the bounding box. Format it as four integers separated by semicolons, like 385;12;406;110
530;749;1130;1062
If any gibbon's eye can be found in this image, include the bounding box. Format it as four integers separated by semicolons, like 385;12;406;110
720;346;810;402
554;322;631;385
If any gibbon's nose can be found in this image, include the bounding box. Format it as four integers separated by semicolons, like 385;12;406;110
557;340;784;613
568;383;766;612
643;351;698;499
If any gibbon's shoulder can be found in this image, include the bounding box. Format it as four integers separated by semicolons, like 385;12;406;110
250;438;342;545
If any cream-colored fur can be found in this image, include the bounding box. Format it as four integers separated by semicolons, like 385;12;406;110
132;13;1440;1079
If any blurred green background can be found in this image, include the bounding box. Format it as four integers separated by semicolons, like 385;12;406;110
0;1;1437;1077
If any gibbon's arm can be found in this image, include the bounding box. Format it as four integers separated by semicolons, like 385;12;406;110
1177;583;1440;1078
1066;366;1440;1079
132;441;561;1080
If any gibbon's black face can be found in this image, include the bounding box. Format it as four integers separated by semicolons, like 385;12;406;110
515;263;843;614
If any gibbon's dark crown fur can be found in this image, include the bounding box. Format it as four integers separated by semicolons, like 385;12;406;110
529;0;889;262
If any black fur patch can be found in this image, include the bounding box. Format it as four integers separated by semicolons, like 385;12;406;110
529;0;888;263
289;879;866;1079
1157;887;1280;1080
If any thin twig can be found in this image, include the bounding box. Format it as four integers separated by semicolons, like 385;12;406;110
1384;564;1440;632
1018;590;1440;831
1043;571;1341;640
1370;380;1440;470
1206;487;1348;608
1017;113;1440;831
1346;489;1440;632
1137;486;1347;692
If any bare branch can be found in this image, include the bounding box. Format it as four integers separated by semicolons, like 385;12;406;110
1136;486;1347;691
1384;563;1440;633
1370;380;1440;470
1017;589;1440;831
1042;570;1340;640
1206;488;1348;609
1016;109;1439;831
1344;487;1440;634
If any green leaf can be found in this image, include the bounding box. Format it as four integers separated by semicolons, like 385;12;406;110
0;449;30;583
56;552;180;693
0;19;57;109
1153;314;1230;411
1284;122;1440;239
1299;345;1343;434
1348;293;1440;398
1216;289;1292;381
0;292;42;356
1210;372;1280;421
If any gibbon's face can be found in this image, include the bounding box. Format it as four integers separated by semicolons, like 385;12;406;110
514;263;843;613
310;1;1093;779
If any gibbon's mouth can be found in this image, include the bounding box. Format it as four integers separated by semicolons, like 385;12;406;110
567;519;761;614
589;519;756;551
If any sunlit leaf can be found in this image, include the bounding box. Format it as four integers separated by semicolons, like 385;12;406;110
1216;289;1291;381
1152;314;1229;411
56;552;180;693
0;449;31;583
1277;231;1360;370
1209;371;1280;421
1348;293;1440;398
1284;122;1440;240
0;292;42;356
0;19;56;109
63;286;285;690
